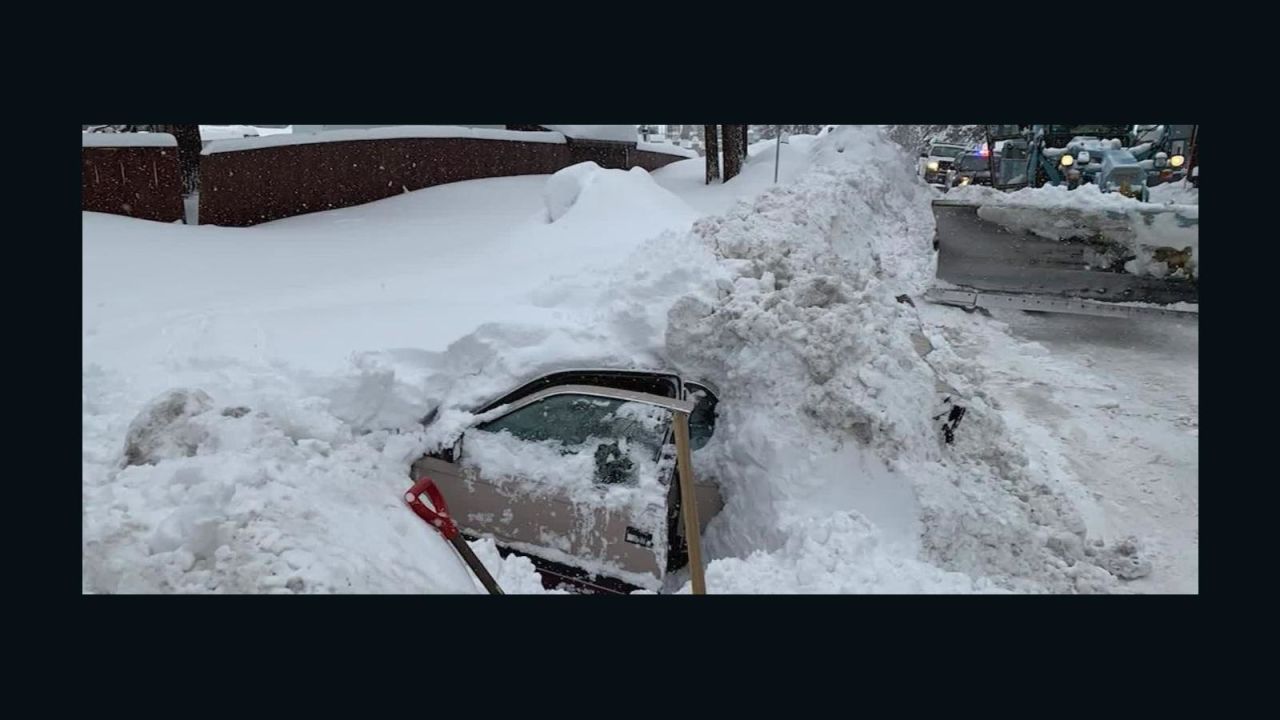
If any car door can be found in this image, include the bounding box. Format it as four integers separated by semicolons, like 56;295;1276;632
413;384;692;592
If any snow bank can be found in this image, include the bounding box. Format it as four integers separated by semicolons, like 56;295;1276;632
543;161;602;222
83;133;177;148
421;126;1140;593
542;125;637;143
1148;181;1198;205
83;166;701;594
541;161;696;227
202;125;566;154
649;137;816;217
681;512;1006;594
83;380;548;593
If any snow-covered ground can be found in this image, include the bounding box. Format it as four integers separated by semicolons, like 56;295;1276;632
83;127;1197;594
913;306;1198;593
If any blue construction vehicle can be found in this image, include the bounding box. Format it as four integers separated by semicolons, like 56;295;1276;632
926;124;1199;319
982;124;1196;201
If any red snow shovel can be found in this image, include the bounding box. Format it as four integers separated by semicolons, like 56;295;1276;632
404;477;504;595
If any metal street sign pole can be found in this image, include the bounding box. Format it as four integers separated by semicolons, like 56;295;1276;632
774;126;782;183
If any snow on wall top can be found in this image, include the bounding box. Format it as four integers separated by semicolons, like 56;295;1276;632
541;125;638;143
82;133;177;148
202;126;567;155
637;141;696;158
199;125;295;141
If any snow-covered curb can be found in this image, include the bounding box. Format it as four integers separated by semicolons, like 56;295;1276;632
202;126;566;154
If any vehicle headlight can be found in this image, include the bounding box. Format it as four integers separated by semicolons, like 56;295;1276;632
959;177;971;185
927;161;939;172
1060;154;1074;167
1170;154;1185;168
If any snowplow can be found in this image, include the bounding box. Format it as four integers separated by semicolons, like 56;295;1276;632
926;196;1198;319
983;124;1196;199
925;123;1199;319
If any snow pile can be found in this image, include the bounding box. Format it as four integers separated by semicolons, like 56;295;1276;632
947;181;1197;217
542;161;695;228
543;161;600;222
653;126;1109;592
687;511;1006;594
83;380;548;593
649;137;818;218
423;126;1143;593
83;165;703;594
1148;181;1198;205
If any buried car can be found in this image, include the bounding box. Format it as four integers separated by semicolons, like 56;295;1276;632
410;323;969;594
412;368;724;594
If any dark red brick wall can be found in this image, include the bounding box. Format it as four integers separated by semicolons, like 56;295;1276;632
82;146;185;223
630;149;690;173
199;135;691;227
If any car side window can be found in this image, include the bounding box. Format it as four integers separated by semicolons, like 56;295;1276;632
468;394;673;486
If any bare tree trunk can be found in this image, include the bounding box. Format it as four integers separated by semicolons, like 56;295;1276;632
722;124;744;182
156;124;202;196
704;124;721;184
740;125;750;158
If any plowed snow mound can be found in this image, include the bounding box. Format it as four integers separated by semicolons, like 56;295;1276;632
426;126;1141;592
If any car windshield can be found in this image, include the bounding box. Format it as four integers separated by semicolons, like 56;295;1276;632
931;145;965;158
958;155;991;171
470;394;673;488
